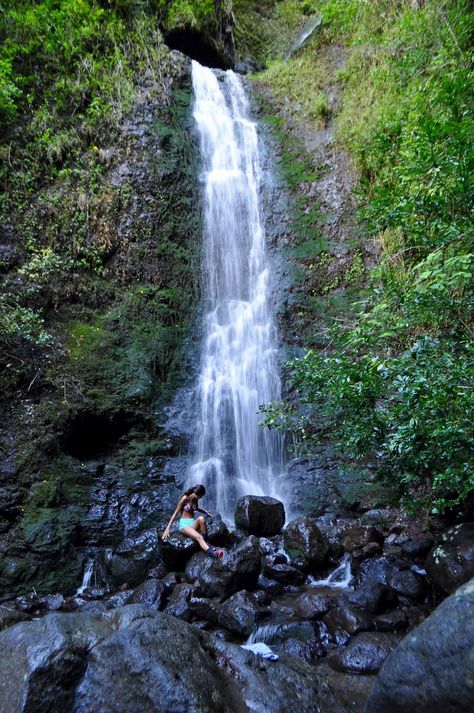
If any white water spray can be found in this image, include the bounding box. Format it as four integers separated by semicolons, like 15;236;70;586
188;61;285;520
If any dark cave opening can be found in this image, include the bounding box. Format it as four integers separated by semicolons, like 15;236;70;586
163;27;231;69
62;412;132;460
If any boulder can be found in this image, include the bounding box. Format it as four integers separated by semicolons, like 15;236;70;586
355;555;401;587
206;514;231;546
196;536;261;599
401;536;434;559
277;637;325;663
189;596;221;625
365;577;474;712
425;523;474;594
374;609;408;632
158;531;199;570
234;496;285;536
218;590;259;636
324;605;374;636
0;605;346;713
331;632;401;674
389;570;426;601
128;578;166;609
294;592;334;619
341;526;384;553
0;605;30;631
0;610;113;713
262;558;306;586
342;582;396;614
283;517;329;570
164;583;195;622
107;529;160;586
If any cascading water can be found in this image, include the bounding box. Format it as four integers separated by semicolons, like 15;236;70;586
187;61;285;520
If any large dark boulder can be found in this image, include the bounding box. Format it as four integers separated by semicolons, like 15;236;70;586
106;529;161;586
365;577;474;713
159;531;199;570
262;557;306;586
294;591;334;619
331;632;401;674
342;582;396;614
0;611;113;713
196;536;261;599
324;605;374;636
218;590;259;636
283;517;329;570
128;578;166;609
341;527;384;553
425;523;474;594
234;496;285;536
0;605;350;713
164;583;195;622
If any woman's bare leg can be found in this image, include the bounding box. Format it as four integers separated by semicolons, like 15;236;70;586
181;525;209;552
193;515;207;538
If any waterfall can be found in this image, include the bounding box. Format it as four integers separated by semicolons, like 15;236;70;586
188;61;285;520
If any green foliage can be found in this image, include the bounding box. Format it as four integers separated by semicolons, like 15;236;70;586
261;0;474;513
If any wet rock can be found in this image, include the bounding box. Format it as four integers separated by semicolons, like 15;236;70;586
425;523;474;593
283;517;329;570
355;555;401;587
256;574;285;594
197;536;261;599
374;609;408;632
103;590;133;609
390;569;426;601
401;536;434;559
206;514;231;546
331;632;401;674
366;577;474;712
147;562;169;579
234;495;285;536
159;531;199;570
360;509;396;527
341;526;384;553
185;550;212;582
128;578;166;609
164;582;195;622
0;610;113;713
218;590;259;636
262;558;306;586
0;604;30;631
317;662;375;712
189;596;221;625
351;542;383;568
294;592;334;619
342;582;395;614
278;636;325;663
324;605;374;636
15;595;49;615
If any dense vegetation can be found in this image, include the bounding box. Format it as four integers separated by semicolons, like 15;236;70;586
260;0;474;514
0;1;202;413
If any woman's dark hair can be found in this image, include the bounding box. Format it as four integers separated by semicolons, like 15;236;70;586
183;484;206;497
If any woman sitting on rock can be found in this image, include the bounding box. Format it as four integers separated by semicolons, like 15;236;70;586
162;484;223;559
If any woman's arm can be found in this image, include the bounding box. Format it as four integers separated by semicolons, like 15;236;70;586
162;496;186;539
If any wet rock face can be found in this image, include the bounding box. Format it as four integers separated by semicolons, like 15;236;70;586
0;606;347;713
366;577;474;713
425;523;474;593
330;632;401;674
159;531;200;570
283;517;329;570
218;590;260;636
196;536;262;599
341;526;384;553
234;495;285;536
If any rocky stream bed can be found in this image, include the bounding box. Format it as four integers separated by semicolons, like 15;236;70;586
1;495;473;713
